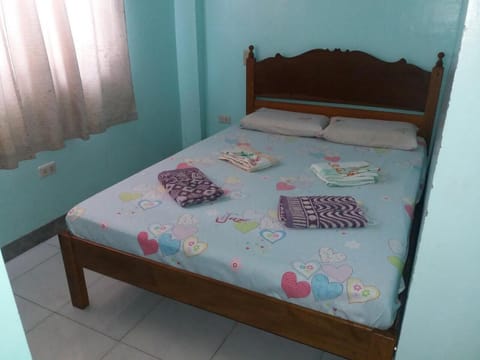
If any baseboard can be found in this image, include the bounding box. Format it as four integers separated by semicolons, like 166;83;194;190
1;215;67;262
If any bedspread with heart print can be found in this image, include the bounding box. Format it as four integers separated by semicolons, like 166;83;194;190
66;125;426;330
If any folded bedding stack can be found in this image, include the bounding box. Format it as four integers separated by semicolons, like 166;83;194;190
278;195;368;229
310;161;379;187
158;167;223;207
219;145;278;172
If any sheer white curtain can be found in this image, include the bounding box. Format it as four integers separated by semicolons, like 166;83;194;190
0;0;136;169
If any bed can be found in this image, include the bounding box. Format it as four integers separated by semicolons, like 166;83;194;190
59;45;444;360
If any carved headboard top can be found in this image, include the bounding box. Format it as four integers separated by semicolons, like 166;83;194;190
246;45;444;143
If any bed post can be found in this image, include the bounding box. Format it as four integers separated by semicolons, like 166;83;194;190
366;330;396;360
423;52;444;144
58;232;90;309
246;45;256;114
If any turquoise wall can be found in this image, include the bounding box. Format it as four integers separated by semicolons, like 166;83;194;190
396;0;480;358
200;0;465;136
174;0;205;147
0;0;182;248
0;262;31;359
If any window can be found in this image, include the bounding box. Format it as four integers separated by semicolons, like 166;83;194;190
0;0;136;169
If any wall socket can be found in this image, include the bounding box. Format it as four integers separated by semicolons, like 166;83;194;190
38;161;56;178
218;114;231;124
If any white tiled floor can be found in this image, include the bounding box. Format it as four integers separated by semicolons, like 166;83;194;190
6;236;346;360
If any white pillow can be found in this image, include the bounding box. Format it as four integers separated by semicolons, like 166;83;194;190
322;117;418;150
240;108;329;137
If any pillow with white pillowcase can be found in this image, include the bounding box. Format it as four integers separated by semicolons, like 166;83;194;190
321;116;419;150
240;108;329;137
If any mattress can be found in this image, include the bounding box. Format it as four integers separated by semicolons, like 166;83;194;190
66;125;426;330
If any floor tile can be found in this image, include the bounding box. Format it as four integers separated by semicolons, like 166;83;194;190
212;323;325;360
11;253;102;311
14;296;52;332
11;243;346;360
123;299;235;360
46;235;60;248
27;314;115;360
6;241;59;280
102;343;159;360
59;276;162;340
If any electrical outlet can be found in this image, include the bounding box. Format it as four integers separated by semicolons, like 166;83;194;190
218;114;231;124
38;161;56;178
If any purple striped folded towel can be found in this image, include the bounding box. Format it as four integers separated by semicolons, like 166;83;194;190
277;195;368;229
158;167;224;207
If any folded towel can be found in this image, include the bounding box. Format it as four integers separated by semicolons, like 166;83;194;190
219;145;278;172
310;161;379;187
278;195;368;229
158;167;223;207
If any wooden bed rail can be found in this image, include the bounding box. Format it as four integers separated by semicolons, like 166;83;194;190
59;231;396;360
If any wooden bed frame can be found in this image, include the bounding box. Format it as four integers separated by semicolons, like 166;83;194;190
59;45;444;360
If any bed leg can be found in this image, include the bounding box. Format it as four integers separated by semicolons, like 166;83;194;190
58;233;90;309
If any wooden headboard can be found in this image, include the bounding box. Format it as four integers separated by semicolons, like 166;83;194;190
246;45;444;144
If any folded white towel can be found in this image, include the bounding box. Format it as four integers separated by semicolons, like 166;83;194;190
219;145;278;172
310;161;379;187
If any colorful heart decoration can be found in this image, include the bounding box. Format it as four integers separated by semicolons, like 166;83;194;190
159;233;180;256
172;224;198;240
276;182;296;191
119;192;143;202
176;162;192;169
138;199;161;210
222;188;232;196
388;256;404;272
234;221;259;234
324;155;341;162
137;231;159;256
347;278;380;304
260;229;286;243
183;236;208;256
319;247;347;263
322;264;353;283
404;204;414;220
403;198;414;220
66;207;85;221
311;274;343;301
281;272;311;298
291;261;320;279
148;224;173;237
